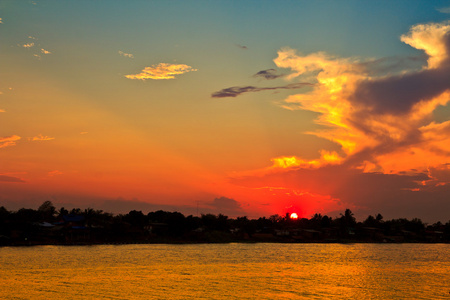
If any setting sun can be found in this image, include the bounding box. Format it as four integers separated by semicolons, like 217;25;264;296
290;213;299;219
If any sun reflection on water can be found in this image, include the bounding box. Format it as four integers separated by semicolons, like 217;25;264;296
0;244;449;299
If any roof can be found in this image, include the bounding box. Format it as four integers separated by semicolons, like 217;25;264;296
63;214;85;222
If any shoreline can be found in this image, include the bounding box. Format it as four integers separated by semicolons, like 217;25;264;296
3;239;450;247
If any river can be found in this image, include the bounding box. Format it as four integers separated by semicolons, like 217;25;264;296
1;243;449;299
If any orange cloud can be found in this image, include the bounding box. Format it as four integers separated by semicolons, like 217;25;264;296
48;170;63;176
118;51;134;58
125;63;197;80
269;21;450;175
0;135;21;148
41;48;51;54
271;151;342;170
400;22;450;69
228;21;450;218
31;134;55;141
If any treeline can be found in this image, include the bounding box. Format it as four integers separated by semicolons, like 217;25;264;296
0;201;450;246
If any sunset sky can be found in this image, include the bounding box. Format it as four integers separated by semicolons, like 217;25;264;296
1;1;450;221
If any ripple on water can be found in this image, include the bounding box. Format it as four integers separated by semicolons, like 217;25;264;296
0;243;449;299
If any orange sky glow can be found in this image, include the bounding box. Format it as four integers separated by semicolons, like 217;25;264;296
1;1;450;221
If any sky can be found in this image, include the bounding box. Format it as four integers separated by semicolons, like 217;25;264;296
1;0;450;222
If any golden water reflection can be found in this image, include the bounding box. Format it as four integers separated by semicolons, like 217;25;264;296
1;244;449;299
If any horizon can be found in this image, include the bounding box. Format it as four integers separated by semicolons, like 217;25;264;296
2;199;449;224
1;1;450;223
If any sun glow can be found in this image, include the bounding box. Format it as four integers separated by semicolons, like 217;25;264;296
290;212;299;219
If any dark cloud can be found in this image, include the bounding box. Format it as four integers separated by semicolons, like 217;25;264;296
428;165;450;182
253;69;286;80
350;33;450;114
211;83;313;98
357;55;426;76
202;197;245;217
236;44;248;50
232;165;428;198
351;66;450;114
230;165;450;222
0;175;25;183
211;197;242;210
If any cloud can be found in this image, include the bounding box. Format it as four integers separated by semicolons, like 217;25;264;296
0;174;25;183
350;22;450;115
211;82;313;98
253;68;286;80
0;18;2;24
0;109;5;112
202;197;245;217
230;164;450;221
357;55;426;76
118;51;134;58
236;44;248;50
437;7;450;14
20;37;52;58
31;134;55;141
351;66;449;115
48;170;63;177
211;197;242;210
270;151;343;170
228;21;450;220
270;21;450;170
125;63;197;80
0;135;21;148
400;22;450;68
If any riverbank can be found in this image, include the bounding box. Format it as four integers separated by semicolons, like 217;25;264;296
1;203;449;246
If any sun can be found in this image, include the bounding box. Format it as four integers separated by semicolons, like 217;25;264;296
290;212;299;219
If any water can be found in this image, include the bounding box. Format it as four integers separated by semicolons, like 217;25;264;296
1;243;449;299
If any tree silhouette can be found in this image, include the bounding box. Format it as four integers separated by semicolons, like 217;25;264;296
0;205;448;245
38;201;56;222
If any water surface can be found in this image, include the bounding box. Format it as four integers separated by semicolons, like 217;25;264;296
1;243;449;299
